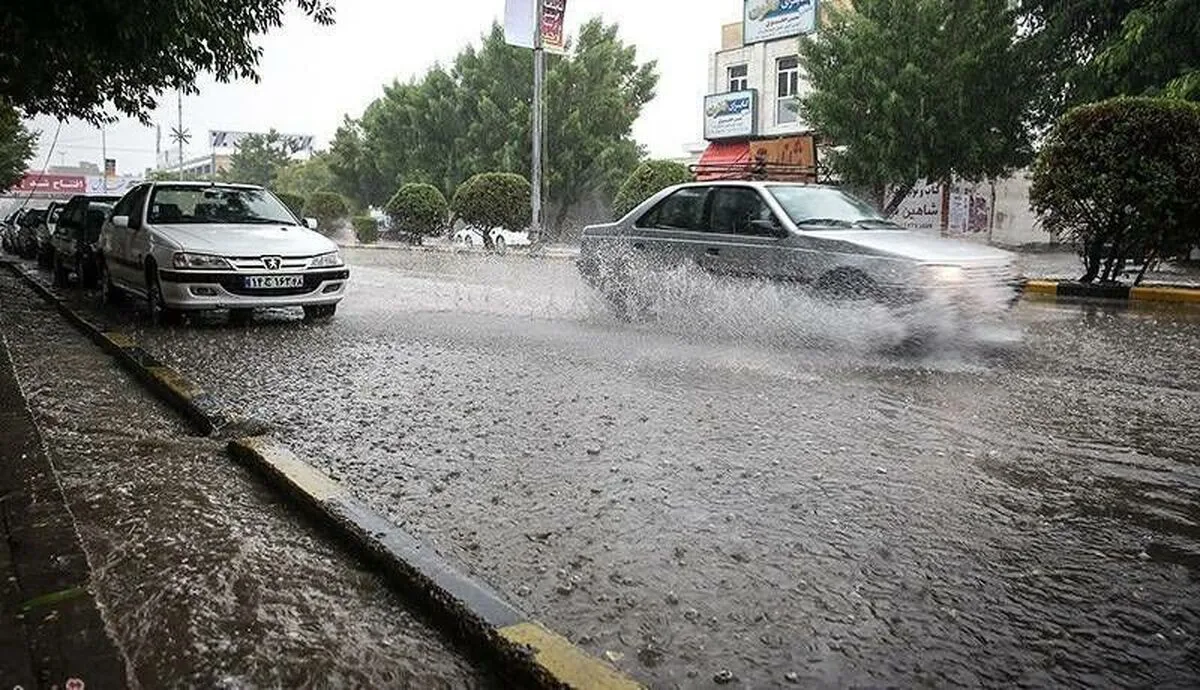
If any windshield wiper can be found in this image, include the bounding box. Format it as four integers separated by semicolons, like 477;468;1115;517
851;219;903;229
795;218;855;228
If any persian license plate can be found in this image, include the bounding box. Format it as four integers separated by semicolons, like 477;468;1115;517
244;275;304;289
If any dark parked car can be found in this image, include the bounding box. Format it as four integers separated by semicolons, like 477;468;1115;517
35;200;66;267
49;195;120;287
16;208;48;259
1;209;23;253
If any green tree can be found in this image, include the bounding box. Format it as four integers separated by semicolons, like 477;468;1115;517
1030;97;1200;284
328;117;388;208
0;101;36;192
274;153;335;199
224;131;293;187
612;160;693;219
386;183;448;244
302;191;349;236
799;0;1033;215
351;216;380;244
451;173;531;249
0;1;333;124
275;191;306;217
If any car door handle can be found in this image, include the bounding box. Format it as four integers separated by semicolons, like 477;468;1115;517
705;247;720;256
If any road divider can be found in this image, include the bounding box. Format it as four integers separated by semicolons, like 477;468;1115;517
1;258;642;689
1022;279;1200;305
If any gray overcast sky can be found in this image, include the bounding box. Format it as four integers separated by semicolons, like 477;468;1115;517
27;0;742;176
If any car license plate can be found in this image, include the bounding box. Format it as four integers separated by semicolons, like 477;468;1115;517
244;275;304;289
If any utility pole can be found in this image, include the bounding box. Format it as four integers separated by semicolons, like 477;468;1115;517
100;128;107;191
177;91;184;181
530;0;545;247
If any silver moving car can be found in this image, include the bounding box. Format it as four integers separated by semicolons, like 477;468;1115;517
578;181;1018;317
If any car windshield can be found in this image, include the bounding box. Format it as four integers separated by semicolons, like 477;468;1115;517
767;186;902;230
147;186;298;225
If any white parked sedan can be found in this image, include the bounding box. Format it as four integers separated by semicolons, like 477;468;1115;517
97;182;349;323
452;225;531;253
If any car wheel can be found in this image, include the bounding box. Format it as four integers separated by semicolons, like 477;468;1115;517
52;254;68;286
99;260;123;305
147;268;183;325
303;304;337;321
229;309;254;325
493;235;508;255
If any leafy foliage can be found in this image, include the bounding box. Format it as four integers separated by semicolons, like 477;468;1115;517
328;20;655;234
0;101;36;192
799;0;1033;214
351;215;380;244
1030;97;1200;284
385;183;448;240
224;131;293;188
302;191;349;235
275;191;305;217
274;153;335;199
0;1;333;124
612;160;693;219
451;173;531;234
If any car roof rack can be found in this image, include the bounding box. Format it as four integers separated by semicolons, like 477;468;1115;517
689;161;824;183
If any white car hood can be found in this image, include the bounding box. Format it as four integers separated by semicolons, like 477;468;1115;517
152;223;337;257
807;229;1014;264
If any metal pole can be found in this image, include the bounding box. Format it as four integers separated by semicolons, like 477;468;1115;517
177;91;185;181
530;0;545;246
100;128;107;191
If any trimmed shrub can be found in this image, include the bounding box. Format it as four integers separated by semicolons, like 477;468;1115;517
1031;97;1200;284
385;183;448;242
612;160;693;219
351;215;380;244
274;191;305;217
451;172;531;233
302;191;350;235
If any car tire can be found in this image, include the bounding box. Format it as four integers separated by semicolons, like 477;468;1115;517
494;235;508;255
99;259;123;305
52;254;68;287
147;268;183;325
303;304;337;321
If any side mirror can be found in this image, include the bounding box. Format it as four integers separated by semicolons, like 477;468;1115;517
305;217;319;231
111;215;130;229
749;219;787;238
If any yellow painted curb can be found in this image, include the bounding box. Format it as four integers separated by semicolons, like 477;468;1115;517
236;438;344;502
1130;286;1200;304
498;622;643;690
146;365;205;401
1023;280;1059;295
103;331;137;349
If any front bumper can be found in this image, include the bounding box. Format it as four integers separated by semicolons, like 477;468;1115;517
158;268;350;310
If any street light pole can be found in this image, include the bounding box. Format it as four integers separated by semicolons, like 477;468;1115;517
177;90;185;181
530;0;545;247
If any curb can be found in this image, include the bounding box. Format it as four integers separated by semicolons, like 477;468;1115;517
1023;279;1200;305
229;437;641;690
1;259;642;689
1;261;266;437
340;242;581;262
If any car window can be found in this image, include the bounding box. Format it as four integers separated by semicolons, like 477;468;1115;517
111;186;147;220
709;187;777;236
767;186;899;230
147;186;297;225
640;188;709;231
84;203;113;242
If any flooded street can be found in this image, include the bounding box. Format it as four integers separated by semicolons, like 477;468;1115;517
15;248;1200;687
0;271;493;689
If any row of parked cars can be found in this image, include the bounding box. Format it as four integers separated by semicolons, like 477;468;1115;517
2;182;349;323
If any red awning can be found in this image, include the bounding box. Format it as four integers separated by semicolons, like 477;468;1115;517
693;141;750;181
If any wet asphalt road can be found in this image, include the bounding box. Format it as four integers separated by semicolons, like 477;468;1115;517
0;270;492;688
17;248;1200;688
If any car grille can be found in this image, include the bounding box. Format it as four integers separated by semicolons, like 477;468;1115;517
228;256;312;271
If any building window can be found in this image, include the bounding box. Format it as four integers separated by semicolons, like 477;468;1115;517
727;64;748;92
776;55;800;125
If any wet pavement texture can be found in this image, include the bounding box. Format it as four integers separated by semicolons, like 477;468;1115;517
18;249;1200;688
1016;251;1200;286
0;270;492;689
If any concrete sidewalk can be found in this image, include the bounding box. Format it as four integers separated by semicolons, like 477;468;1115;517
0;332;129;688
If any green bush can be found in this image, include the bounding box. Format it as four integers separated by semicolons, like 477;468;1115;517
351;215;380;244
612;160;693;219
385;183;448;241
274;191;305;218
451;172;531;232
1031;97;1200;284
302;191;350;235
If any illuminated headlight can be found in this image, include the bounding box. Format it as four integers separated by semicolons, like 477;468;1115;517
922;264;965;283
309;251;343;268
173;252;231;270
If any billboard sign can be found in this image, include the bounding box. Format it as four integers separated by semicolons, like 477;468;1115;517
209;131;314;154
744;0;817;44
704;90;758;140
505;0;569;54
14;173;87;195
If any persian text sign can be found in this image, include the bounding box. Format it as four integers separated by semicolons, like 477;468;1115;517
704;91;758;140
505;0;569;54
16;173;86;194
744;0;817;44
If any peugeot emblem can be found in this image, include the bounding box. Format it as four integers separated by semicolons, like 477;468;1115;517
262;256;283;271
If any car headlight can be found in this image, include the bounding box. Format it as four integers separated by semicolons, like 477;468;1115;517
922;264;965;283
309;251;343;268
173;252;231;270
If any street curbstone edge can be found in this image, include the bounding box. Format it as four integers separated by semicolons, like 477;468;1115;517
1020;278;1200;305
1;261;267;437
228;436;642;690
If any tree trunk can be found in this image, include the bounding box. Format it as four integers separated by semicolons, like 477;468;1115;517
552;203;572;241
882;181;916;219
1081;238;1103;283
1134;249;1156;286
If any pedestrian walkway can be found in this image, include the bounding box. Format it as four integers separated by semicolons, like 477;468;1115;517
0;331;129;688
